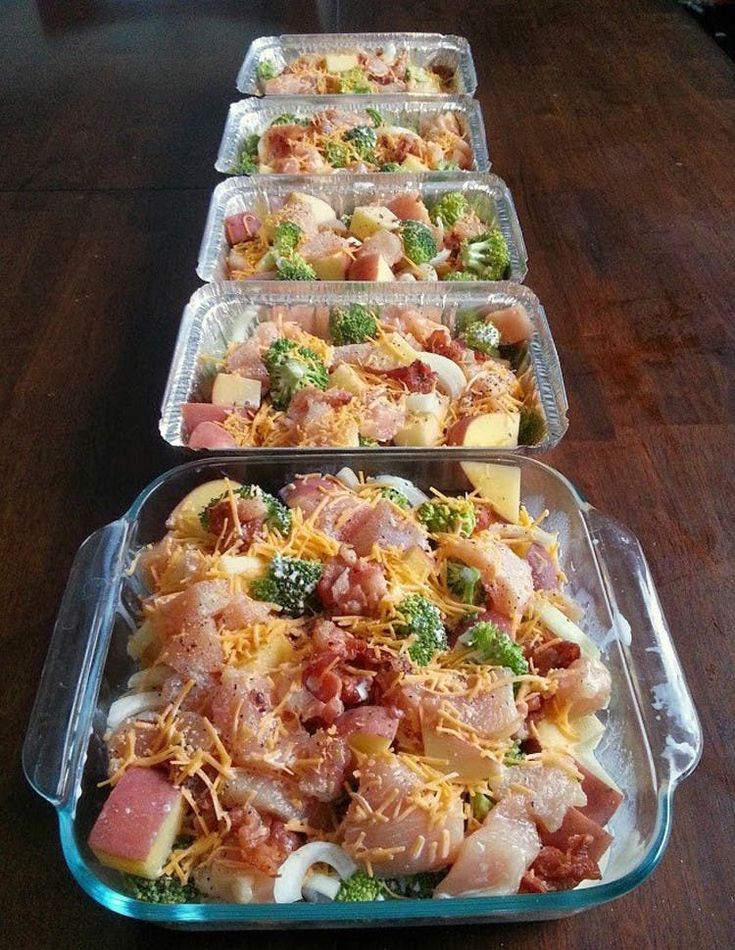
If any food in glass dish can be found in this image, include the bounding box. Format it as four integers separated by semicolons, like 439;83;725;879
256;45;453;95
180;301;544;450
232;106;472;175
88;467;623;905
224;190;510;282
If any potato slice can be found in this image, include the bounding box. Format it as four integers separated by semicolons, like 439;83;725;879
461;462;521;523
89;768;183;879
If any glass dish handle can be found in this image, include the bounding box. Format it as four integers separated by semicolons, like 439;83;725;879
23;520;129;809
584;507;702;789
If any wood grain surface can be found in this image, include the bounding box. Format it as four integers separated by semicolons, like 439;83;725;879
1;0;733;947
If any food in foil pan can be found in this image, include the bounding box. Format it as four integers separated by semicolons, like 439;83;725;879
225;189;510;282
256;43;453;95
180;301;545;450
232;105;472;175
88;467;622;904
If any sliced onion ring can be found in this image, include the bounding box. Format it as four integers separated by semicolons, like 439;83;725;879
273;842;357;904
106;691;163;732
367;475;429;506
302;872;342;902
335;467;360;490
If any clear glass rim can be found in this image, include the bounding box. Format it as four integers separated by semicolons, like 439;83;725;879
57;792;674;924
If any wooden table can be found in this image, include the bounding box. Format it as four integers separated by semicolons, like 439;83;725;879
2;0;733;946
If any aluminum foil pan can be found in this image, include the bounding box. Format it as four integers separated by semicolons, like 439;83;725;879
159;281;567;453
215;95;489;175
237;33;477;96
197;172;528;283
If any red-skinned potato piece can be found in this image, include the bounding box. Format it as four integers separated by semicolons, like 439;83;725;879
386;192;431;225
347;252;396;282
88;768;184;878
182;403;230;431
540;807;613;865
576;763;624;826
188;421;238;450
484;306;533;345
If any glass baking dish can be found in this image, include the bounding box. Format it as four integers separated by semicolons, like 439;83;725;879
197;172;527;283
215;95;490;176
158;281;568;453
236;33;477;97
23;454;701;929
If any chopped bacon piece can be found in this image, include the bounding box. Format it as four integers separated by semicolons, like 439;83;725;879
203;494;269;546
378;359;438;393
225;212;261;246
232;805;301;876
527;638;581;675
521;836;602;893
425;328;468;363
541;807;613;865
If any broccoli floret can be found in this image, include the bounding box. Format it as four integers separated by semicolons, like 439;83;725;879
446;561;482;605
405;65;441;92
324;139;352;169
382;871;445;899
263;338;328;409
444;271;479;281
436;159;460;171
232;133;260;175
518;406;546;445
399;220;437;265
275;253;317;281
270;113;306;127
200;484;292;534
457;621;529;675
273;221;304;257
461;320;501;356
379;162;402;172
359;434;378;446
453;308;484;334
250;553;323;616
395;594;448;665
470;792;492;822
430;193;469;227
379;486;410;509
504;740;526;765
256;60;277;83
459;228;511;280
125;874;200;904
339;67;373;94
416;499;476;537
329;304;379;345
343;125;378;161
335;869;384;902
366;107;384;127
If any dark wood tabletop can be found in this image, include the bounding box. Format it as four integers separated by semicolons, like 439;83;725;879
2;0;733;947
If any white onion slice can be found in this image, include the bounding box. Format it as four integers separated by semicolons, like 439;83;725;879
274;842;357;904
367;475;429;506
335;467;360;490
302;872;342;902
406;391;441;416
428;248;451;266
382;41;397;64
106;691;164;731
126;665;169;691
